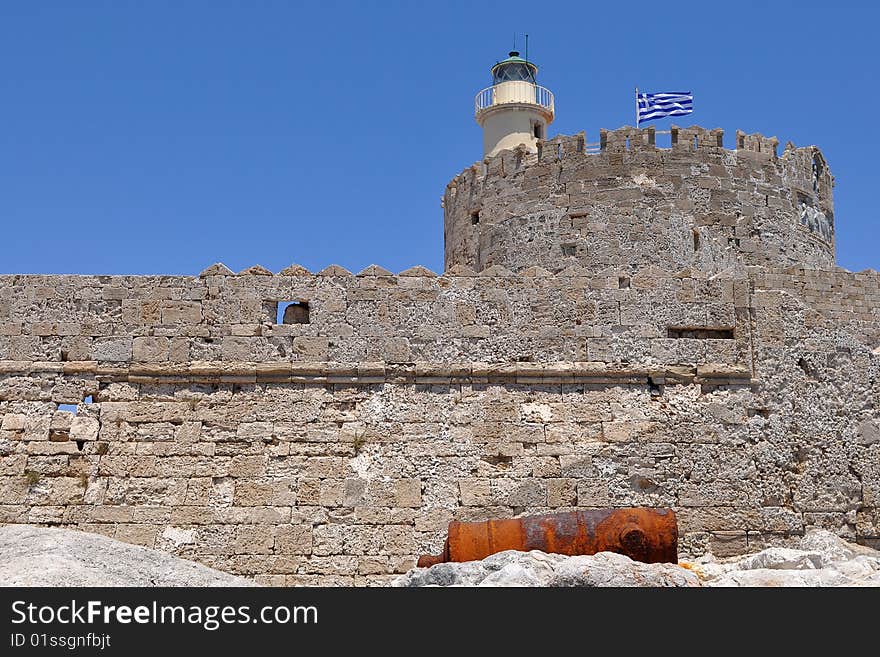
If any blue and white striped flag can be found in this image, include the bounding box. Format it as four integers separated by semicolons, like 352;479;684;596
637;91;693;124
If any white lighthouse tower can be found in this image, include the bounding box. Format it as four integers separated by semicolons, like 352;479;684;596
474;50;555;158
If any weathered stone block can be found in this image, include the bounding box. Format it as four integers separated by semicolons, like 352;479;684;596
459;479;492;506
93;338;132;362
132;337;169;362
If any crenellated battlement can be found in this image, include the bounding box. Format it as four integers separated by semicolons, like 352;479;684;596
2;264;877;374
444;125;836;276
449;126;808;177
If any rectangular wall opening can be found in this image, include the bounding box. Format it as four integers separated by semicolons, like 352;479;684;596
277;301;310;324
667;327;734;339
57;396;92;415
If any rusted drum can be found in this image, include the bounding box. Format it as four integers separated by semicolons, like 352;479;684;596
417;508;677;567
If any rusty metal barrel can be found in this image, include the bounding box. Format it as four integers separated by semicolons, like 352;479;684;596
417;508;677;567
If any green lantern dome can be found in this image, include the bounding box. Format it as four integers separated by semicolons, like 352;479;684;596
490;51;538;85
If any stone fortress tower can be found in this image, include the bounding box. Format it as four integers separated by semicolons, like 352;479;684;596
449;51;835;275
0;50;877;585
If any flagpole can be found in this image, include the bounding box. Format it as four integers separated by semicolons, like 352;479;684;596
635;87;639;128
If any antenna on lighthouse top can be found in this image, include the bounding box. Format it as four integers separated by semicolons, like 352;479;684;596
525;34;529;63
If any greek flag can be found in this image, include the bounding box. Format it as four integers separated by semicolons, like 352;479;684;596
637;91;693;124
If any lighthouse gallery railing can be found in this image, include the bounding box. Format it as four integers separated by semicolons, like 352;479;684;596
475;83;555;117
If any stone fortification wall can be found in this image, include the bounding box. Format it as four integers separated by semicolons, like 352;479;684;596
0;266;877;584
751;267;880;344
443;126;836;275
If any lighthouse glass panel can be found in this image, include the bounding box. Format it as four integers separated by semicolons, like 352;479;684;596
492;63;536;85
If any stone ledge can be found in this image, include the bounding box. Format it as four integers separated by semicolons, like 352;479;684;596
0;360;753;386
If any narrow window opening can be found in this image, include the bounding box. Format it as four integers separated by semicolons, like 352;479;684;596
692;229;700;251
49;429;70;442
812;156;824;192
618;276;631;289
482;454;513;467
561;244;577;257
533;123;544;139
75;440;85;451
278;301;310;325
667;327;735;339
797;357;818;379
471;210;480;225
57;394;92;415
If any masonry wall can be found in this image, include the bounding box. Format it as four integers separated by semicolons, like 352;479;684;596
443;126;836;274
0;266;877;584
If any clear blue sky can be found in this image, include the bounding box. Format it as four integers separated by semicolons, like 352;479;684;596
2;1;877;275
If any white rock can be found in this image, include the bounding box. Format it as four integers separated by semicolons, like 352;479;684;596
707;568;856;587
797;529;860;562
393;550;699;587
394;530;880;588
549;552;700;587
0;525;253;587
726;547;827;571
701;530;880;587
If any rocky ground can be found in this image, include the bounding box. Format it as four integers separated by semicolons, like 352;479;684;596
393;530;880;587
0;525;253;586
3;524;877;587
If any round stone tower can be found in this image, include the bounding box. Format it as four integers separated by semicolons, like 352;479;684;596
446;57;835;275
475;51;555;158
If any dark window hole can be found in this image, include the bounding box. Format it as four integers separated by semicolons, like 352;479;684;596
667;327;734;339
277;301;310;324
471;210;480;225
797;357;818;379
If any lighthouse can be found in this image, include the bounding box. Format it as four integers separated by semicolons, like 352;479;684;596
474;50;555;158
